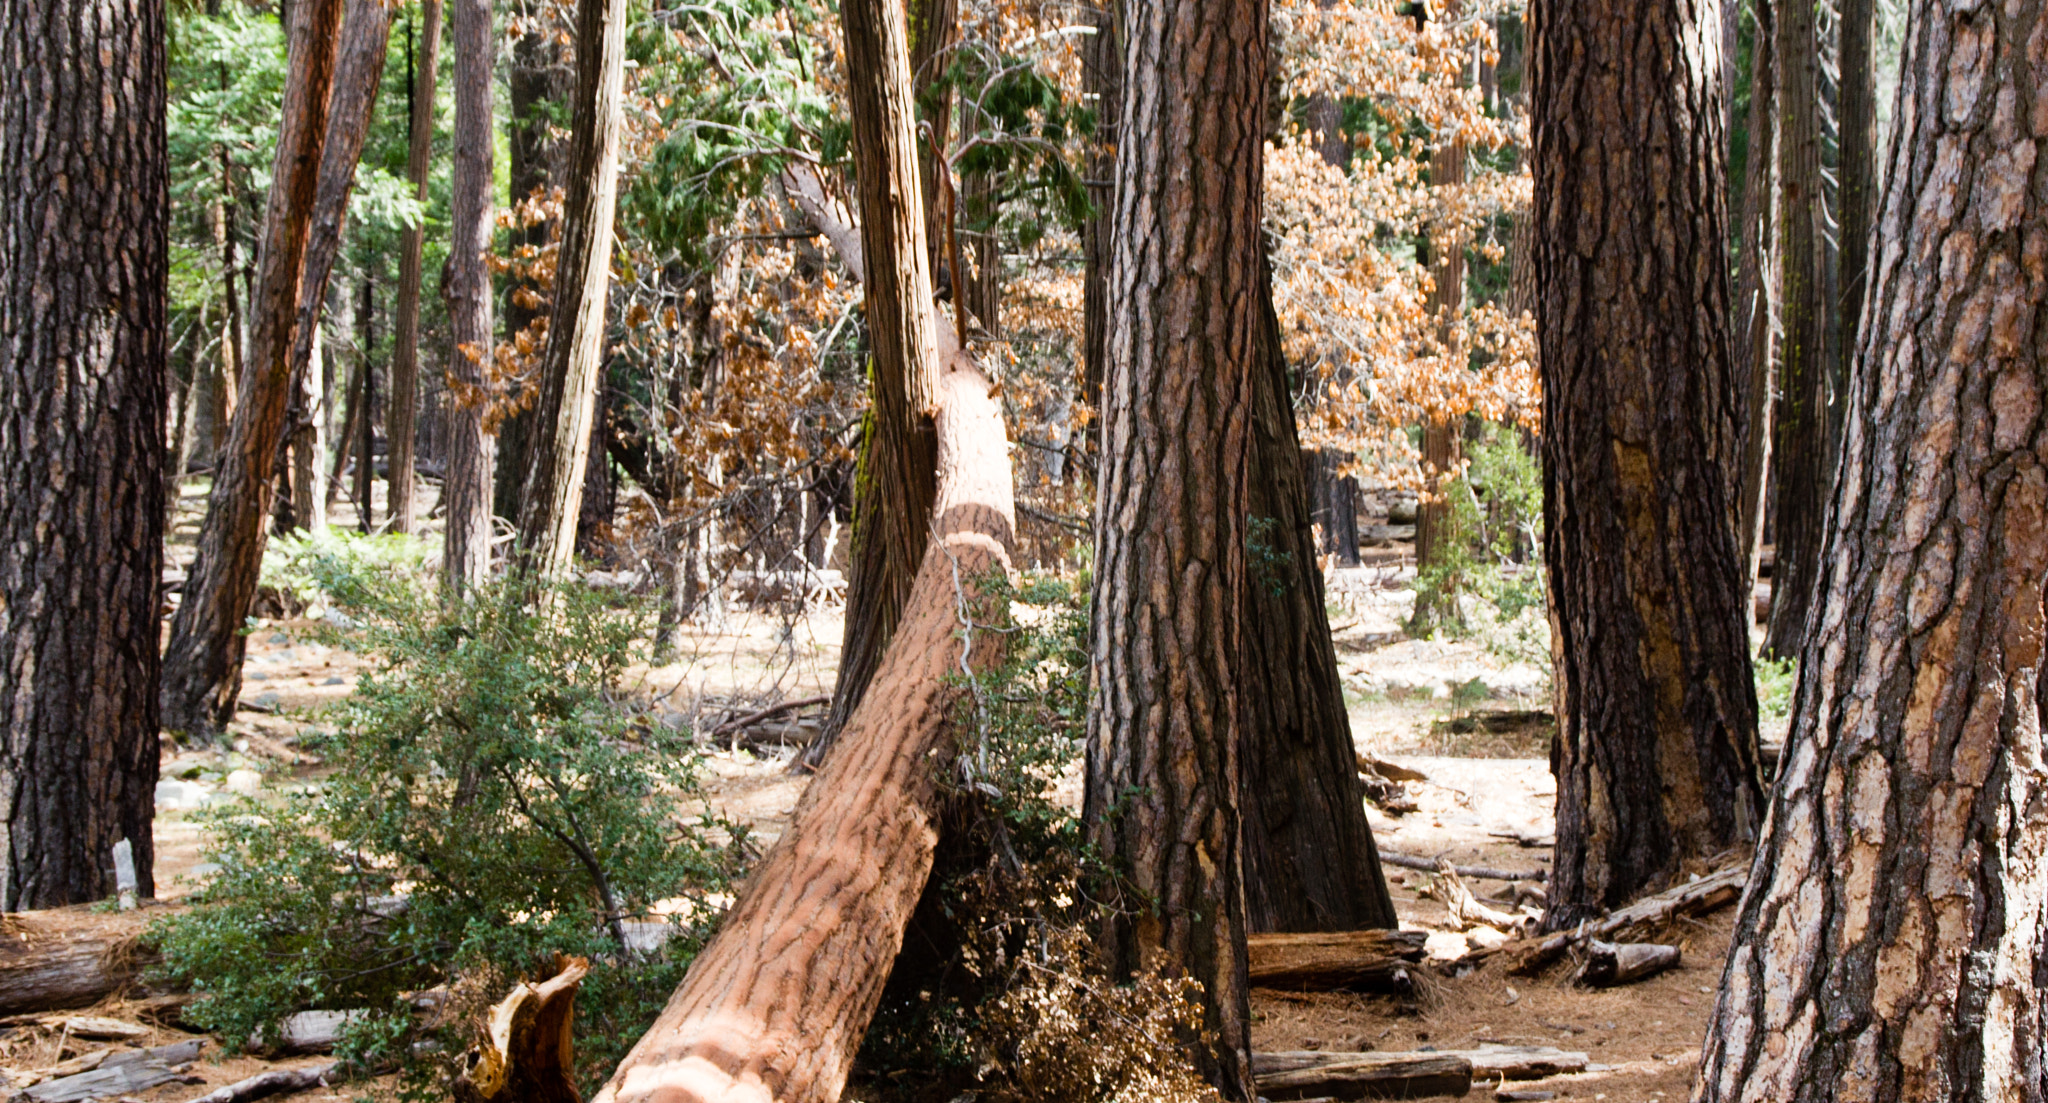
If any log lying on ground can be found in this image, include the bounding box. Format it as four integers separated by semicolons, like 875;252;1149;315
1251;1051;1473;1100
593;352;1015;1103
454;958;589;1103
0;912;150;1016
1427;864;1528;932
1576;940;1680;986
1257;1045;1587;1082
1378;852;1546;882
1246;930;1428;992
180;1062;338;1103
1511;864;1744;974
21;1039;205;1103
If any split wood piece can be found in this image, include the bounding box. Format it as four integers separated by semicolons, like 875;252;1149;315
1251;1052;1473;1100
1511;864;1745;974
22;1040;206;1103
180;1063;339;1103
1246;930;1428;992
592;352;1014;1103
1258;1046;1587;1082
1379;851;1547;882
0;912;150;1016
1430;864;1526;932
1576;940;1680;987
61;1018;148;1042
453;957;590;1103
707;695;830;739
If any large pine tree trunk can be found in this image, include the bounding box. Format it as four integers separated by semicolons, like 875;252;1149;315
1081;0;1268;1094
0;0;167;908
1732;0;1779;607
1528;0;1764;929
1239;277;1397;934
802;0;944;770
387;0;442;537
1695;3;2048;1097
160;0;345;736
1761;0;1827;658
442;0;497;591
513;0;626;578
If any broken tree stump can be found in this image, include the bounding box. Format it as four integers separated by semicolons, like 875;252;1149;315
1251;1051;1473;1100
592;352;1015;1103
454;957;590;1103
1246;930;1428;992
1576;940;1680;986
0;910;150;1016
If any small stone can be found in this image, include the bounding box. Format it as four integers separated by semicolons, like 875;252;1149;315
225;768;263;796
322;676;345;686
252;692;281;708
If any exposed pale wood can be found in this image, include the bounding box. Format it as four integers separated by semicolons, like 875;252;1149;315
181;1063;338;1103
1246;930;1427;992
61;1018;146;1041
1511;864;1743;974
1577;940;1680;986
1429;864;1526;932
23;1041;205;1103
1251;1052;1472;1101
453;958;587;1103
0;913;148;1016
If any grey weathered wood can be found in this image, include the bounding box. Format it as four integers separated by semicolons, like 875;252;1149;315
1252;1051;1473;1100
1512;864;1744;974
25;1041;205;1103
179;1062;337;1103
1257;1046;1586;1082
0;919;147;1016
1578;940;1681;986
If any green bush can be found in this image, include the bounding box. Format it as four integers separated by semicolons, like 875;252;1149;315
1409;423;1548;669
258;529;437;620
1754;652;1797;723
151;568;745;1094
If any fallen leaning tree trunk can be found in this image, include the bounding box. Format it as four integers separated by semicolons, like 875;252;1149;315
593;346;1015;1103
0;911;150;1016
1245;930;1427;991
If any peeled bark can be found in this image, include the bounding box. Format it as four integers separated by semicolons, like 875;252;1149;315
804;0;944;769
442;0;497;591
1761;0;1827;658
1694;2;2048;1097
1528;0;1764;929
160;0;344;737
514;0;627;579
0;0;165;904
387;0;441;537
594;351;1013;1103
1081;0;1267;1094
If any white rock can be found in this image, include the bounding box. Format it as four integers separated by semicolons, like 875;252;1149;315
154;779;215;810
225;768;264;796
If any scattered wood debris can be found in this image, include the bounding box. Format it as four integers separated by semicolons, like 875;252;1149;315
1511;864;1745;975
1577;940;1681;987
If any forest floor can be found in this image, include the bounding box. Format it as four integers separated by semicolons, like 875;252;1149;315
47;487;1730;1102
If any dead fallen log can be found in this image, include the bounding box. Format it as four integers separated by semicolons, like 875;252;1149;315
1577;940;1680;986
0;911;150;1016
453;958;588;1103
21;1040;205;1103
1379;851;1546;882
179;1063;339;1103
591;322;1016;1099
1257;1045;1586;1083
706;695;830;740
1426;864;1529;933
1246;930;1428;992
1251;1051;1473;1100
1512;863;1745;974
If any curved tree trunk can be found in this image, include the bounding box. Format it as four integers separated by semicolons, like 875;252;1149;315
160;0;345;736
0;0;166;908
388;0;442;537
1238;275;1398;934
1528;0;1764;929
442;0;497;591
801;0;943;771
1761;0;1827;658
1081;0;1268;1094
514;0;627;579
1694;2;2048;1097
594;349;1012;1103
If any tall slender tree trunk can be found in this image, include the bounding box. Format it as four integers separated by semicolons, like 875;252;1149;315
1078;2;1120;409
0;0;166;908
1763;0;1826;658
1733;0;1780;611
443;0;497;590
356;277;375;529
493;14;566;525
1696;2;2048;1096
1412;20;1469;634
803;0;945;770
1528;0;1764;929
514;0;627;579
159;0;345;736
388;0;442;536
327;275;370;514
1834;0;1875;460
1082;0;1267;1093
210;156;244;460
288;323;329;532
1239;271;1397;934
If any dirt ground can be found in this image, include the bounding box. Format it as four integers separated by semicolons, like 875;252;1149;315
60;486;1724;1102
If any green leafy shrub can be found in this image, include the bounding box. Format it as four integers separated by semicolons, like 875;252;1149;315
257;529;436;619
1408;423;1549;671
151;569;744;1093
1754;652;1797;723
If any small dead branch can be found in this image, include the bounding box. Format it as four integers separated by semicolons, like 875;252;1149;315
1379;851;1546;882
706;695;829;741
179;1063;339;1103
1511;863;1746;974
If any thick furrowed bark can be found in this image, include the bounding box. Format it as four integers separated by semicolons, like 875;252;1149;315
1694;1;2048;1098
593;353;1013;1103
